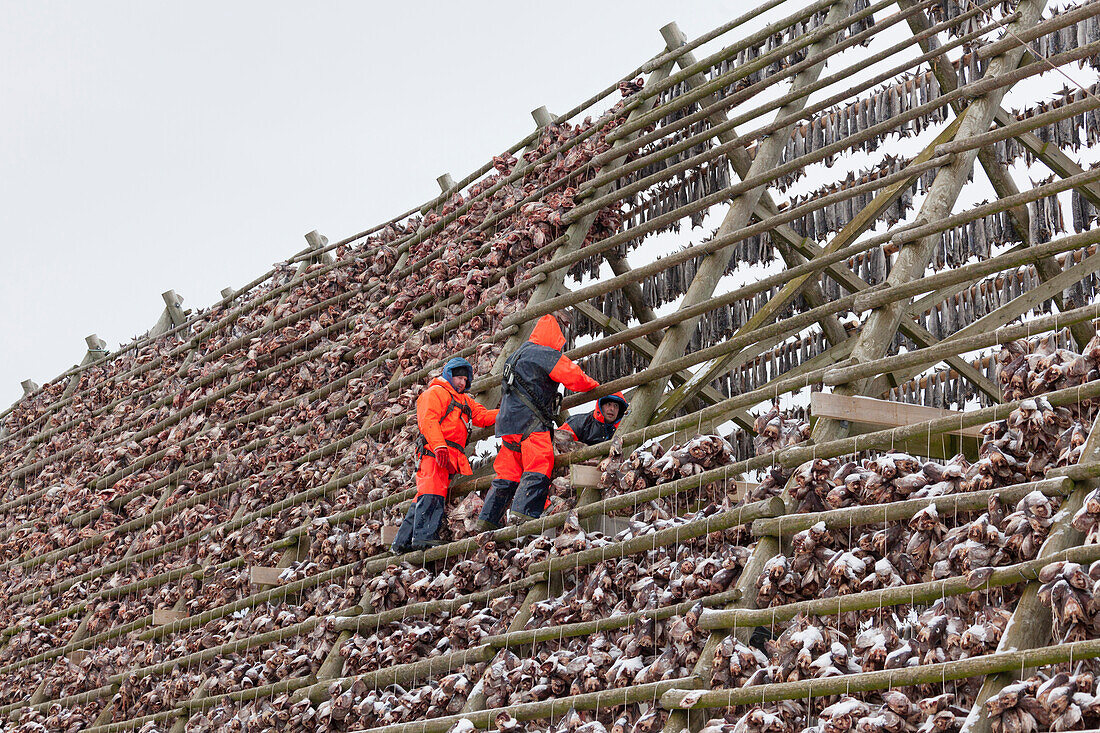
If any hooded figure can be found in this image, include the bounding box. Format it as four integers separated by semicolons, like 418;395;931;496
560;392;628;446
478;315;599;528
392;357;498;552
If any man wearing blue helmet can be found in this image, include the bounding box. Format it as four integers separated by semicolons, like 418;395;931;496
559;392;629;446
391;357;498;553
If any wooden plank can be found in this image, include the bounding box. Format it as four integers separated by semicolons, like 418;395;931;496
593;515;632;538
381;525;399;546
249;566;284;588
569;463;603;489
810;392;983;437
151;608;186;626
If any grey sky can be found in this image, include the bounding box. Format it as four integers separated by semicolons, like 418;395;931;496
0;2;746;408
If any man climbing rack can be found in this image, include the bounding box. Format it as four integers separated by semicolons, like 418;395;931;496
477;314;599;529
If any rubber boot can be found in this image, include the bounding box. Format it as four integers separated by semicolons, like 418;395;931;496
473;519;499;533
509;510;537;524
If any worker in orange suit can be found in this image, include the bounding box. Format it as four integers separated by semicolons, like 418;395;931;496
477;314;599;530
391;357;498;553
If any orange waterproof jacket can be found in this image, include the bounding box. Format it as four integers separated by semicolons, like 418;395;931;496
416;377;498;475
496;315;599;436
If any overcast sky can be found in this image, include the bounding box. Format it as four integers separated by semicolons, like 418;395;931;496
0;2;766;409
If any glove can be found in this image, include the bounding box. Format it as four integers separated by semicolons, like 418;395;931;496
434;446;457;474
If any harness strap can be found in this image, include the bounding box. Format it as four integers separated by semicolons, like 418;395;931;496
503;362;559;432
415;391;472;459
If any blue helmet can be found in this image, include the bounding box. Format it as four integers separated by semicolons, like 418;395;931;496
441;356;474;393
597;393;629;424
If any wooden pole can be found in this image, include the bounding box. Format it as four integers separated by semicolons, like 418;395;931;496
700;536;1100;632
751;476;1073;537
960;409;1100;733
897;0;1094;350
821;299;1100;388
812;0;1047;445
661;637;1100;710
621;0;856;430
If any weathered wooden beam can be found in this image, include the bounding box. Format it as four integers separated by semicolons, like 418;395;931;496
527;495;783;576
660;636;1100;710
621;0;856;431
666;22;849;352
811;392;983;436
960;407;1100;733
151;608;186;626
602;253;660;344
649;116;967;423
568;462;602;489
568;296;737;424
149;289;187;337
62;334;109;397
703;522;1099;631
486;56;680;395
898;0;1093;349
248;566;284;587
752;475;1072;538
812;0;1047;446
866;245;1100;397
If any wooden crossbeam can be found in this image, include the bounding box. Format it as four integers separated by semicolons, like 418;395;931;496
787;234;1004;401
998;105;1100;209
567;296;742;428
651;115;968;424
810;392;982;459
810;396;981;463
812;0;1047;446
900;0;1093;349
621;0;858;433
810;392;982;437
602;253;660;345
478;65;681;433
866;246;1100;397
